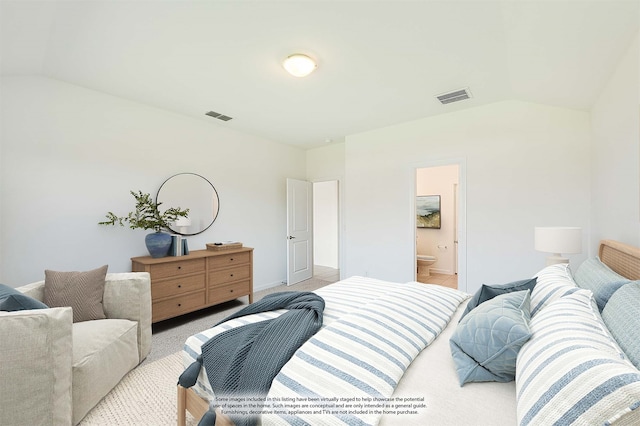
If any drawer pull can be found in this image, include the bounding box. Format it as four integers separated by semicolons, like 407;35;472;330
230;274;234;277
230;258;234;261
178;303;182;307
178;284;182;288
230;289;234;293
178;266;182;270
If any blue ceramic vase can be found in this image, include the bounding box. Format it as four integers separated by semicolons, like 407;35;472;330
145;232;172;258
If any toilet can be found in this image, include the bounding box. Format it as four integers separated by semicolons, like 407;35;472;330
417;254;437;278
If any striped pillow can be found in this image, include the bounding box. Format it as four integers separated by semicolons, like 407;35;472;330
530;263;578;317
516;289;640;425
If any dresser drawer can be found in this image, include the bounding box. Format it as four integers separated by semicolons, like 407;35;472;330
149;258;205;280
132;247;253;323
209;265;251;286
151;274;205;300
152;291;205;322
208;281;250;305
208;252;250;269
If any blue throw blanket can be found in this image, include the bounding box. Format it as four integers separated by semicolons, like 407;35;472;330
178;291;325;426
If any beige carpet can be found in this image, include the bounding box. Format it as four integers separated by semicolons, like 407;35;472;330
80;352;195;426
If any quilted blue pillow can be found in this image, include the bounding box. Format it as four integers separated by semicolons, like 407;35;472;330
573;257;629;311
450;290;532;386
0;283;48;311
459;277;537;321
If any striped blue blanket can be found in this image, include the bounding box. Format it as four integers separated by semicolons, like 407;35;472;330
182;276;468;425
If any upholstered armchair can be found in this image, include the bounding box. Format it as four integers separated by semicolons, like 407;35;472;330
0;272;152;426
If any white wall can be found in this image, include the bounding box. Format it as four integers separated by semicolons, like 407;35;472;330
590;33;640;250
343;100;591;293
306;143;345;181
416;165;459;275
0;76;306;287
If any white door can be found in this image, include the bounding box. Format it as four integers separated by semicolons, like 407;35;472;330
286;178;313;285
454;183;459;275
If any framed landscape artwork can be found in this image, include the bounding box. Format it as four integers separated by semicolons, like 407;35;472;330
416;195;441;229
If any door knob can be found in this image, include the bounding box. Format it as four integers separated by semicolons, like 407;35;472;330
287;236;296;239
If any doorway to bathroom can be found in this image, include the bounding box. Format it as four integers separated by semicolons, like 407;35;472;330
415;164;461;289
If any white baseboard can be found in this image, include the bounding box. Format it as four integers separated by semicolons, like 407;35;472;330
430;268;454;275
253;280;286;292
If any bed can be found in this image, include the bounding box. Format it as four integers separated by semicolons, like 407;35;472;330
178;239;640;425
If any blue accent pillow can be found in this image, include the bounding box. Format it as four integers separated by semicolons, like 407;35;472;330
449;290;532;386
0;283;49;311
573;257;629;311
602;282;640;370
460;277;537;321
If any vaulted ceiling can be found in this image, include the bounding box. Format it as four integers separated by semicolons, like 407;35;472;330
2;1;638;148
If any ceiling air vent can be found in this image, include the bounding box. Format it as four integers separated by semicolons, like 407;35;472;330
205;111;233;121
436;88;472;105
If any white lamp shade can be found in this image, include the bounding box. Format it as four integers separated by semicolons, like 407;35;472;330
283;54;317;77
174;217;192;227
534;227;582;254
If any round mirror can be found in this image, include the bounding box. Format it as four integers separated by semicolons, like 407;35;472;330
156;173;219;236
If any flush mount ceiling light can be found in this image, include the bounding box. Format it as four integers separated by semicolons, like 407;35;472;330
282;53;317;77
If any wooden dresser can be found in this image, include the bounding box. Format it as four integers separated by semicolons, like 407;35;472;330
131;247;253;323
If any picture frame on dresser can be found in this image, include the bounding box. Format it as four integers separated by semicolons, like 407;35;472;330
131;247;253;323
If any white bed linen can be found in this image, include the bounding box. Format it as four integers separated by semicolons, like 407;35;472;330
380;297;516;426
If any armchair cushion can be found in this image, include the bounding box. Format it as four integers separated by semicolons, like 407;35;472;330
0;283;48;311
44;265;108;323
71;319;139;424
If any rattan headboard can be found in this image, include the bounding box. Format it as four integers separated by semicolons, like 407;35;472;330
599;240;640;280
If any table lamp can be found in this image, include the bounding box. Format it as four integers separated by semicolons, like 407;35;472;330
174;216;192;235
534;226;582;266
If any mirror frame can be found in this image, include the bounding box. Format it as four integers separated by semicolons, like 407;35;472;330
156;172;220;236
